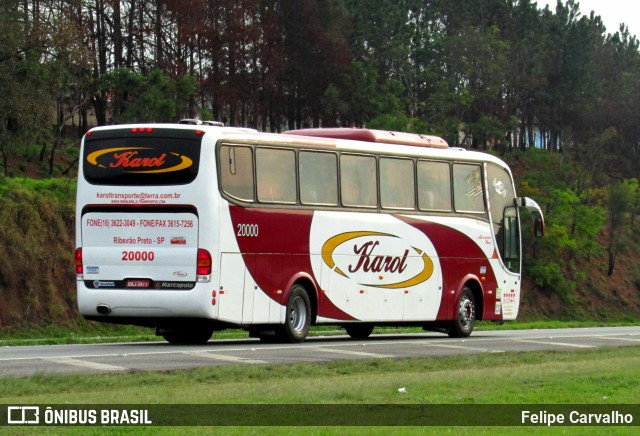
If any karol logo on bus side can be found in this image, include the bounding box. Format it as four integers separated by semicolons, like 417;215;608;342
86;147;193;174
321;231;434;289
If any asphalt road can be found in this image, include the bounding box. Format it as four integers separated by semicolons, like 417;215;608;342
1;326;639;378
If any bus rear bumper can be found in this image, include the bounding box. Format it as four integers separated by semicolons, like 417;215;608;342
77;282;216;321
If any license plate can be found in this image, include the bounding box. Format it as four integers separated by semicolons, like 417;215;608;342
126;279;151;288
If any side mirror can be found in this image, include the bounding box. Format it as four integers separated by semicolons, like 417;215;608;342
534;217;544;237
517;197;545;238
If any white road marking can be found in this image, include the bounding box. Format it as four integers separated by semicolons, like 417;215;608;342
315;347;394;358
182;351;267;364
45;357;128;371
513;339;595;349
598;336;640;343
424;343;504;353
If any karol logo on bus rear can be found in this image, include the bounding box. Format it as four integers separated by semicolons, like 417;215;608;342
86;147;193;174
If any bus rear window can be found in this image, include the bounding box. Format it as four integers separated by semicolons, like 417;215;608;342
82;128;202;185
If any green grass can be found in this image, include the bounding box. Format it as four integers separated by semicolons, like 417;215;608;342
0;177;76;203
1;320;638;346
1;347;639;434
0;322;159;345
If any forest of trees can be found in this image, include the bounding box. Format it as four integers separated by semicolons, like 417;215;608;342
1;0;640;179
1;1;640;324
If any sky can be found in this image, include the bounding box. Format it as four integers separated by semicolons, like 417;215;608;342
535;0;640;38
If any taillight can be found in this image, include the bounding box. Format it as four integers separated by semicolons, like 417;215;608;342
131;127;153;133
197;249;212;282
75;248;83;278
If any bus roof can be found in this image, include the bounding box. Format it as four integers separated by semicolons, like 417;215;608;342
84;124;509;169
283;128;449;149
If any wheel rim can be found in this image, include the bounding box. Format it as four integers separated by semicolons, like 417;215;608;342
289;295;307;333
458;296;475;329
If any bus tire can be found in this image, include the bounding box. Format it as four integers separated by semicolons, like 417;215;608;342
161;327;213;345
345;324;374;339
448;287;476;338
279;284;311;343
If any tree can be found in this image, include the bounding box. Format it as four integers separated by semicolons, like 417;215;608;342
623;178;640;230
606;183;630;276
345;0;416;126
2;0;640;180
280;0;352;128
99;68;196;123
1;0;89;176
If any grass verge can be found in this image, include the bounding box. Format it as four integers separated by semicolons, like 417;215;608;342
1;347;640;434
1;320;638;346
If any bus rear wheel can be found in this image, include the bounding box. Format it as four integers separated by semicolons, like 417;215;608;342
448;287;476;338
160;327;213;345
345;324;374;339
278;284;311;343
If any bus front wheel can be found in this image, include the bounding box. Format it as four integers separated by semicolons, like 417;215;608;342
279;284;311;343
448;287;476;338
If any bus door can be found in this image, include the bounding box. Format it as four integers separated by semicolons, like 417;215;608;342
501;206;521;274
488;203;519;319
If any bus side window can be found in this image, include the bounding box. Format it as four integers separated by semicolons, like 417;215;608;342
417;161;451;211
299;151;338;206
453;163;485;213
220;145;254;202
256;147;297;204
380;157;415;209
340;154;377;208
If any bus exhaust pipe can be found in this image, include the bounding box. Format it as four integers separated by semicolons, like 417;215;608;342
96;304;111;315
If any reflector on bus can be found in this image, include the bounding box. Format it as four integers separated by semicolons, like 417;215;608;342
283;128;449;149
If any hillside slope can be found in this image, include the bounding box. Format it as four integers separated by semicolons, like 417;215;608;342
0;179;76;328
505;149;640;321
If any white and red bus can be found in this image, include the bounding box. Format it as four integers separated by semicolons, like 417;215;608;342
75;124;544;344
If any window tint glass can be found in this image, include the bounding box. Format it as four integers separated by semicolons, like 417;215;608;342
340;154;377;207
380;158;414;209
417;161;451;211
487;163;516;231
220;145;254;201
299;151;338;205
453;163;485;213
502;207;520;273
256;148;296;203
83;129;202;186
